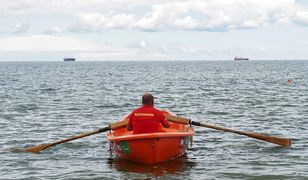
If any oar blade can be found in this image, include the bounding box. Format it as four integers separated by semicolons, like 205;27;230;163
248;133;291;147
10;143;52;153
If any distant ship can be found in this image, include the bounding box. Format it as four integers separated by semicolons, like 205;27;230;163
234;56;249;60
63;57;76;61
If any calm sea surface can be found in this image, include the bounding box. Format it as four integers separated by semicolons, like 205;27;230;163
0;61;307;179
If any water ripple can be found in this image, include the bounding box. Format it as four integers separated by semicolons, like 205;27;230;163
0;61;308;179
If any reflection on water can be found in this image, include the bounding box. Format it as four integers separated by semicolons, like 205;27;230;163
107;155;196;177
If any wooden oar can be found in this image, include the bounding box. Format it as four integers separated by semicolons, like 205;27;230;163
165;114;291;147
11;120;128;153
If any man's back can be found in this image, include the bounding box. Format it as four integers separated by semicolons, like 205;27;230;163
128;105;169;134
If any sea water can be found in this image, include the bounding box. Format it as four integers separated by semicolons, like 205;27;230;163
0;61;307;179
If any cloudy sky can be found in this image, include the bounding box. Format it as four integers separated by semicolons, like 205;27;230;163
0;0;308;61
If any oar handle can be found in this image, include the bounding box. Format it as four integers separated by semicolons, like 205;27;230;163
164;114;190;124
110;119;128;130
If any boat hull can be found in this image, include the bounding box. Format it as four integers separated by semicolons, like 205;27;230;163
107;111;194;164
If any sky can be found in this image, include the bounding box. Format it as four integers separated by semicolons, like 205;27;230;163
0;0;308;61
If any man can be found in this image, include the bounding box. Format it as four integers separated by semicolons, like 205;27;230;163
127;93;170;134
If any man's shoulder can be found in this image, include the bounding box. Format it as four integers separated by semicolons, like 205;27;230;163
151;107;164;115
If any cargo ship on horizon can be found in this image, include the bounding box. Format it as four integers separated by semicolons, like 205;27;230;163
234;56;249;60
63;57;76;62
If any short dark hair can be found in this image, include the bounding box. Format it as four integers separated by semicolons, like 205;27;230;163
142;93;154;106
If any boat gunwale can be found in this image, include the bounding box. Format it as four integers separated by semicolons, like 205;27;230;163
107;131;194;141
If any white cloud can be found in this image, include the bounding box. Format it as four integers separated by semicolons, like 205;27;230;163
294;10;308;25
139;40;147;48
12;23;30;34
1;0;308;61
135;43;199;58
69;0;308;32
1;0;308;33
0;0;145;16
0;23;30;34
43;26;63;34
71;13;136;32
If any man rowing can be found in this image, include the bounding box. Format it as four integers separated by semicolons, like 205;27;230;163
127;93;170;134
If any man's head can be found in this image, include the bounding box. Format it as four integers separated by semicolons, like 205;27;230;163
142;93;154;106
